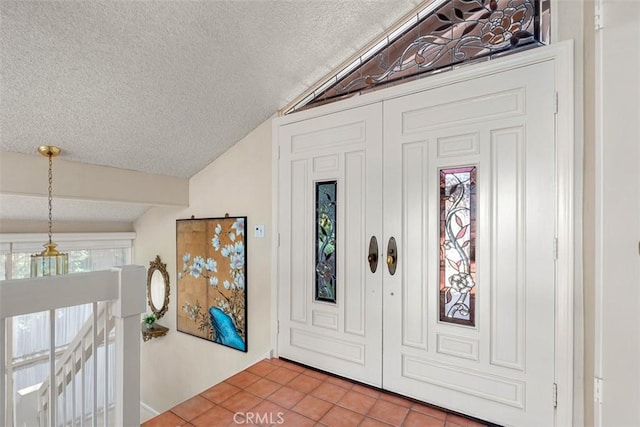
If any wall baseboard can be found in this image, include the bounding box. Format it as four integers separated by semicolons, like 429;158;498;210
140;401;159;422
261;350;273;361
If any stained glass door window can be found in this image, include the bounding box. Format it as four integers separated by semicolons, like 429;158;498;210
439;166;477;326
315;181;337;303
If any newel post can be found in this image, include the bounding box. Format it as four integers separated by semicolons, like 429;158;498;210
111;265;146;426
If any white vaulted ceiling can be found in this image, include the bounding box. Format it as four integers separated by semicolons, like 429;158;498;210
0;0;424;224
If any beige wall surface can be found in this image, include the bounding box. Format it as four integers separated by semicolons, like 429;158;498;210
594;1;640;426
133;118;273;412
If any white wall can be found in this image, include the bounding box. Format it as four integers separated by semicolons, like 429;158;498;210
595;1;640;426
133;117;273;412
554;1;587;424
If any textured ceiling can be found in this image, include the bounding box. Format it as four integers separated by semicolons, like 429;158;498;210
0;0;423;179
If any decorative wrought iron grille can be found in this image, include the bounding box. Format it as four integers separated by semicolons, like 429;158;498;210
285;0;549;113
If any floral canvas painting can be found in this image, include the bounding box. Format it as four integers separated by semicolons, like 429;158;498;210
176;217;247;352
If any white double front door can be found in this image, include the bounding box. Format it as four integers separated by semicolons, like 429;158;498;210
276;60;556;426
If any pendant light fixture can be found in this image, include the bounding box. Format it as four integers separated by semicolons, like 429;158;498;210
30;145;68;277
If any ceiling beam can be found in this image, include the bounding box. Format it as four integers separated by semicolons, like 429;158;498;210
0;150;188;207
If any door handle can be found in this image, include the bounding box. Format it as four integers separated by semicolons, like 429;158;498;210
387;237;397;275
368;236;378;273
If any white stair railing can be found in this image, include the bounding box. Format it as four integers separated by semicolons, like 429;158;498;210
0;265;145;427
37;300;116;426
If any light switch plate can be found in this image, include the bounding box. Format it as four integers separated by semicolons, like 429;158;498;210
254;224;265;238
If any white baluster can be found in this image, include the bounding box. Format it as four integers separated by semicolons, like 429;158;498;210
103;303;109;427
49;309;56;426
92;302;97;427
72;347;77;427
81;336;86;427
1;318;6;427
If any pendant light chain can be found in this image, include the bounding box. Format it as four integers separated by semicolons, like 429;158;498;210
48;152;53;244
31;145;68;277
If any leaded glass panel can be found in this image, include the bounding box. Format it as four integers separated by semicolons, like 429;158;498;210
287;0;549;113
439;166;477;326
315;181;337;303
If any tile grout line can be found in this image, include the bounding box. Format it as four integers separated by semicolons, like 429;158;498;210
144;358;489;427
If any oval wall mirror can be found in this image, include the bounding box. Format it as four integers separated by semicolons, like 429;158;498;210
147;255;170;319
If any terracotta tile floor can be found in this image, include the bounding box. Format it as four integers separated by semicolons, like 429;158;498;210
142;358;491;427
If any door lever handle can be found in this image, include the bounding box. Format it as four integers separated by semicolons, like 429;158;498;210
387;237;398;275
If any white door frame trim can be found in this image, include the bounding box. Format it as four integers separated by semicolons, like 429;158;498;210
272;40;578;427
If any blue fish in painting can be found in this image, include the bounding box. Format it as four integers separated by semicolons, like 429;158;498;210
209;307;245;351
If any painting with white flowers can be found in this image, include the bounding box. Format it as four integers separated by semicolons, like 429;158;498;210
176;217;247;352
